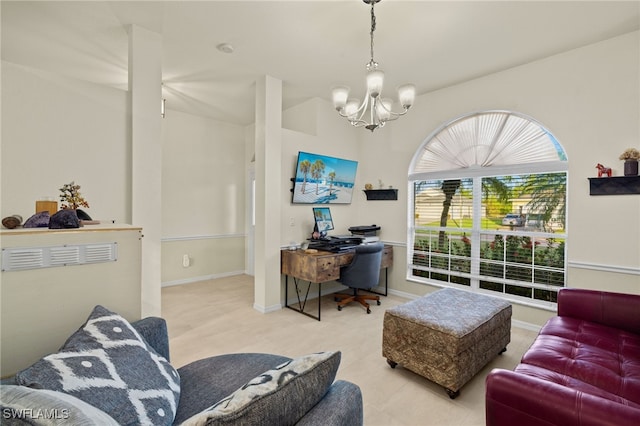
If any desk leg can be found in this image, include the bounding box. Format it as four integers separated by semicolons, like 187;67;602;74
318;282;321;321
285;274;289;309
284;276;322;321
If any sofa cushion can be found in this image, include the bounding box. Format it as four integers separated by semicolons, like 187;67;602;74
0;384;119;425
181;351;341;426
519;316;640;406
514;363;640;409
15;305;180;425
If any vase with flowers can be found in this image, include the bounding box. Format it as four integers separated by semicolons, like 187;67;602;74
619;148;640;176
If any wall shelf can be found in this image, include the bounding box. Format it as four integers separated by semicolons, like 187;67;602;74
588;176;640;195
364;189;398;200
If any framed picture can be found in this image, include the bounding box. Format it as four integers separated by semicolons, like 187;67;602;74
291;151;358;204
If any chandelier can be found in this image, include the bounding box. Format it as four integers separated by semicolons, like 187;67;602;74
332;0;415;132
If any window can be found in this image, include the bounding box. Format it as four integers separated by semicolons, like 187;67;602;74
408;111;567;308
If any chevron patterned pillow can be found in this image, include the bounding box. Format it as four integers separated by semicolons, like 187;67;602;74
16;305;180;425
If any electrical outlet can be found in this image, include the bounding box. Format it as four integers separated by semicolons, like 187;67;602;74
182;254;190;268
289;217;295;227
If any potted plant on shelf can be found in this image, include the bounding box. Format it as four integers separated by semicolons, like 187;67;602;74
619;148;640;176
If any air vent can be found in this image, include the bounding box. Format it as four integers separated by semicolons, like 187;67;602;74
85;244;115;263
50;246;80;266
2;243;117;272
2;248;44;271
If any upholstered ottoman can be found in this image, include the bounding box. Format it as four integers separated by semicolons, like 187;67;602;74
383;288;511;398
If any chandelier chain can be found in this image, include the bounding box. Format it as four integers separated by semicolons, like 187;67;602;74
331;0;415;132
369;2;377;67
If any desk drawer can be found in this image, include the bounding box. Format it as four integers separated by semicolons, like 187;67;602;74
281;250;340;283
315;257;340;282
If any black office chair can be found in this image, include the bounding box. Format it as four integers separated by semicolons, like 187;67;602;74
334;243;384;314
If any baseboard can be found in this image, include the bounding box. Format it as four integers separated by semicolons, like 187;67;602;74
161;271;245;287
512;319;542;332
388;288;421;300
253;302;282;314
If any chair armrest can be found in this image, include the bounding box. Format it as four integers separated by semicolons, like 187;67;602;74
557;288;640;334
131;317;170;361
486;369;640;426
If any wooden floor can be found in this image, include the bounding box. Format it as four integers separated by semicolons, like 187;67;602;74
162;274;538;426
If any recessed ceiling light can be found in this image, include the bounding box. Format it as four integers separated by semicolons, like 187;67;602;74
216;43;234;54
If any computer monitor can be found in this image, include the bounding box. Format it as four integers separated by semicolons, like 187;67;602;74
313;207;334;235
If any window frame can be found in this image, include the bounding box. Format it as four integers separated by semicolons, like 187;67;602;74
407;111;568;309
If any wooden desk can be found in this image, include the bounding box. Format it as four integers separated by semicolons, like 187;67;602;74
281;245;393;321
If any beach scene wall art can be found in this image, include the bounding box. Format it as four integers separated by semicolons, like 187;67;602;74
292;151;358;204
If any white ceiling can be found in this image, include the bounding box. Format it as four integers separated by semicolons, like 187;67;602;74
2;1;639;126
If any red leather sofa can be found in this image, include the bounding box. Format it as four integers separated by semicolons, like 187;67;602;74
486;288;640;426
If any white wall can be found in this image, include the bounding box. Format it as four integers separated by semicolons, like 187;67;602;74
349;31;640;322
160;109;246;285
1;225;142;377
161;110;245;238
0;61;248;288
1;62;129;222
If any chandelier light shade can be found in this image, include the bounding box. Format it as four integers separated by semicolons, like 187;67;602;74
332;0;415;132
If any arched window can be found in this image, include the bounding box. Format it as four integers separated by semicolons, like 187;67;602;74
408;111;568;308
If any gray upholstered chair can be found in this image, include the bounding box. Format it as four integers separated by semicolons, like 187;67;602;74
2;314;364;425
335;243;384;314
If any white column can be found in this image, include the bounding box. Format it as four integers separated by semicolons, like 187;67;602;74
128;25;162;317
254;75;282;312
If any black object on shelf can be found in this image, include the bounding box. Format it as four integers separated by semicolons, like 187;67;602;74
349;225;381;236
364;189;398;200
588;176;640;195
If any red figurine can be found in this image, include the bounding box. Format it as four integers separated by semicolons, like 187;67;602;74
596;163;612;177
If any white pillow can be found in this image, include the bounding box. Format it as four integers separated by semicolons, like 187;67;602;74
0;385;119;425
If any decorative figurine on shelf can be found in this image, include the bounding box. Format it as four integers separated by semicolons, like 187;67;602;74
59;181;90;210
2;215;22;229
364;183;373;190
56;181;96;226
24;211;50;228
596;163;612;177
49;209;80;229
